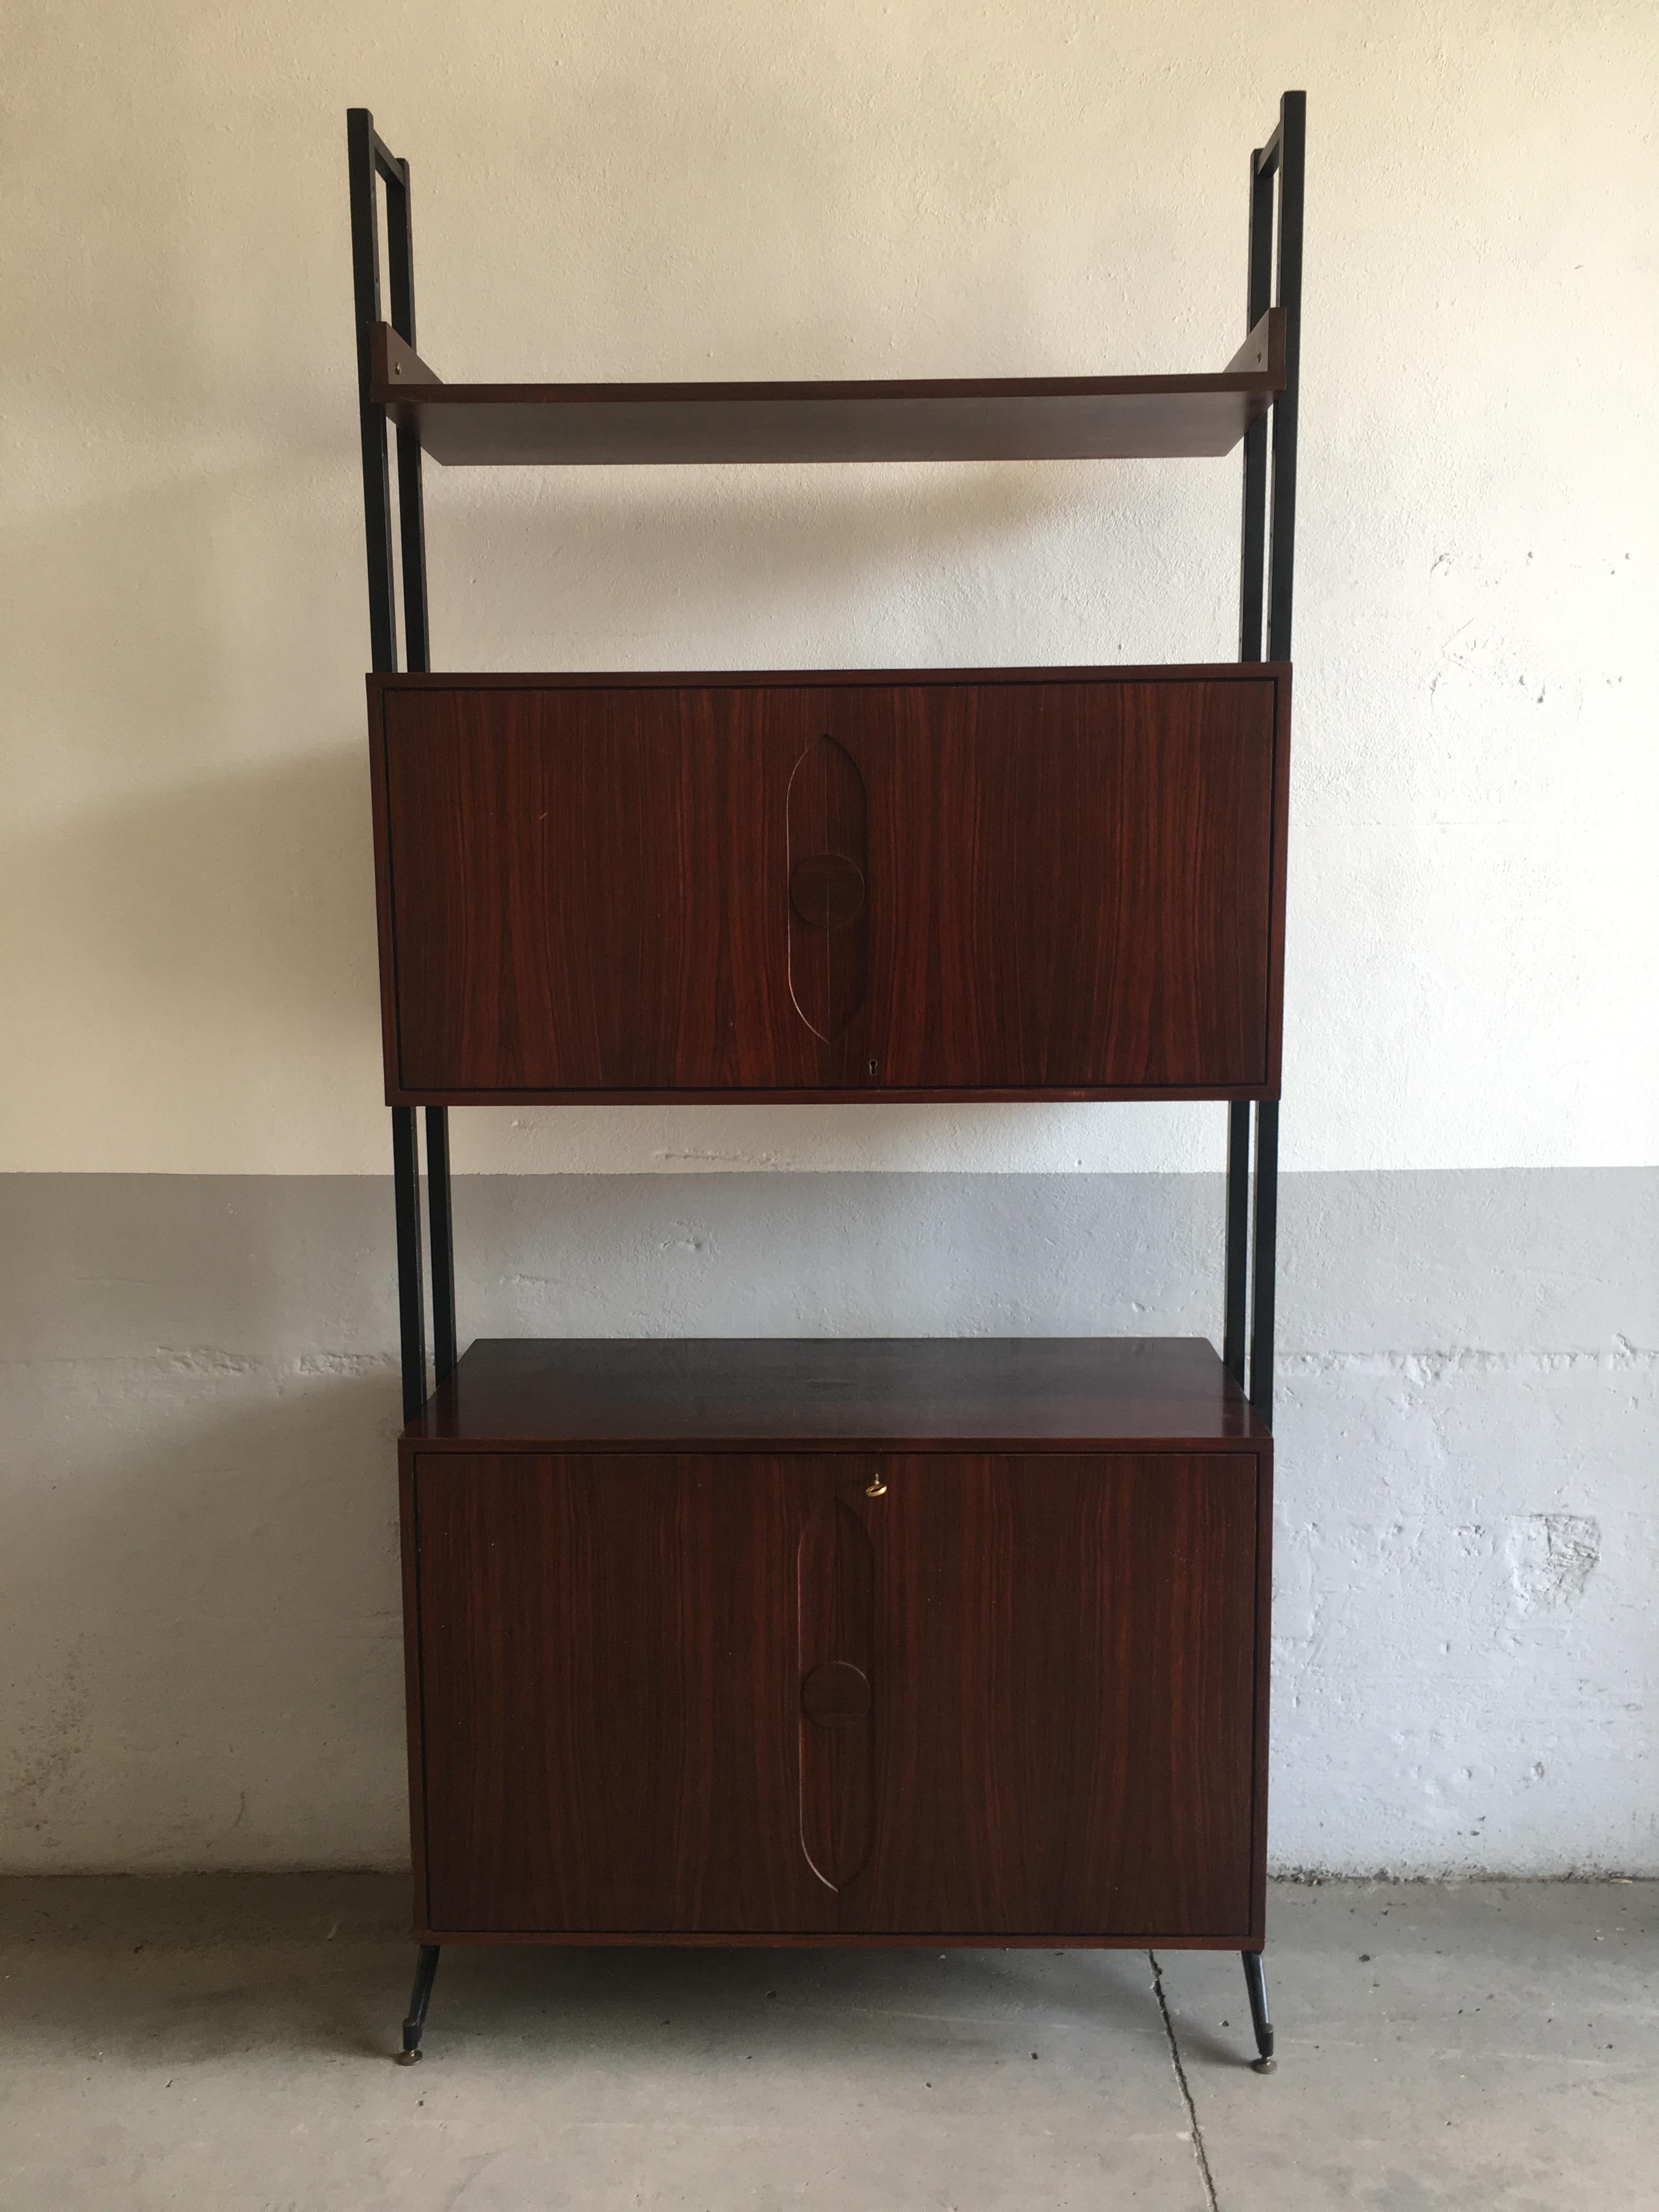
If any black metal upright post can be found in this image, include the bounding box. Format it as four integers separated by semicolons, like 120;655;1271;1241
425;1105;459;1386
1247;89;1304;1427
1223;1102;1251;1388
1265;92;1305;674
1225;124;1277;1388
1232;92;1304;2065
349;109;432;1433
1237;147;1274;668
347;112;397;676
349;107;445;2054
398;1943;442;2064
390;1104;428;1424
1248;1099;1280;1421
373;126;458;1387
380;155;430;674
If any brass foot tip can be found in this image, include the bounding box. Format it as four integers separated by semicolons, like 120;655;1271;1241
1251;2056;1277;2075
396;2046;423;2066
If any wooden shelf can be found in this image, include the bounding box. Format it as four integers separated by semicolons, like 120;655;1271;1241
404;1335;1268;1453
372;311;1284;466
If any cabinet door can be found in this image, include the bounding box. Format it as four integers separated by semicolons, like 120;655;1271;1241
375;674;1284;1101
854;681;1280;1092
414;1453;839;1934
850;1453;1260;1937
380;685;834;1097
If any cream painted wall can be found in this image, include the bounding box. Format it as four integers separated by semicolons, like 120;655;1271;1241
4;0;1656;1176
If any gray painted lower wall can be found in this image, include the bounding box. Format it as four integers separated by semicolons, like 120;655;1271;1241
3;1170;1654;1877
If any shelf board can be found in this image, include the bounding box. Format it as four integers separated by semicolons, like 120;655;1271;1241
403;1336;1268;1453
373;312;1283;466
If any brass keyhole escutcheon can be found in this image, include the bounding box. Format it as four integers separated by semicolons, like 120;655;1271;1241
865;1469;888;1498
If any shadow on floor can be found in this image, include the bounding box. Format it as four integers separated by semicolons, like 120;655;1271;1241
0;1874;1170;2072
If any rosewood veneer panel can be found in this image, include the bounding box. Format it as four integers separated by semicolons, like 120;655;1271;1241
849;1452;1257;1936
416;1453;839;1934
370;667;1288;1102
402;1336;1269;1455
411;1446;1262;1939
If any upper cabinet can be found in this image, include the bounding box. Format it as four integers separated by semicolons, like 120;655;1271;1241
368;666;1289;1103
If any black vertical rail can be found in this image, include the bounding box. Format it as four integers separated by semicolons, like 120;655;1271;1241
347;111;397;675
1245;88;1305;1427
1223;1101;1251;1386
377;135;456;1385
1266;92;1305;667
1248;1100;1279;1420
425;1107;459;1386
391;1106;428;1423
381;157;431;674
1238;147;1274;667
1227;129;1277;1381
350;108;429;1422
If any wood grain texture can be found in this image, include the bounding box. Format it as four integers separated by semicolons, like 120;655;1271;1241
409;1448;1262;1940
371;668;1287;1102
370;311;1284;466
845;1453;1257;1936
857;679;1277;1092
401;1336;1269;1454
798;1491;877;1890
415;1453;839;1934
378;681;821;1094
786;735;869;1042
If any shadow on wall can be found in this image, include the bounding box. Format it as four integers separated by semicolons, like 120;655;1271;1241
3;740;381;1059
1;1351;409;1874
419;457;1203;670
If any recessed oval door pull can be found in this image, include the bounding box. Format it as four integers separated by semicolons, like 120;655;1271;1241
786;733;870;1042
789;851;866;930
800;1660;873;1726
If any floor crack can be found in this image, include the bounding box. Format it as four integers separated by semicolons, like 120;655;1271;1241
1150;1949;1220;2212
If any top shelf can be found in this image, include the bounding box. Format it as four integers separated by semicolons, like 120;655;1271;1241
372;309;1284;467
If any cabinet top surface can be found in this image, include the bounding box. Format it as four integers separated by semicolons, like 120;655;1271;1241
404;1336;1269;1453
372;310;1284;467
369;663;1288;696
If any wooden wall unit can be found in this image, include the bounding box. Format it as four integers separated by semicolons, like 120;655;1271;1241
347;93;1305;2068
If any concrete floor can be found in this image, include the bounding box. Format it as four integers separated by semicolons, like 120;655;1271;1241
0;1878;1652;2210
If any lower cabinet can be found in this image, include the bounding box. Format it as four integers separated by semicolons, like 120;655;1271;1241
410;1449;1262;1940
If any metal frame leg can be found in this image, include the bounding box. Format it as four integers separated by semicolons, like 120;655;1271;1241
351;121;461;2075
1227;95;1303;2091
1242;1950;1276;2072
398;1943;441;2062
